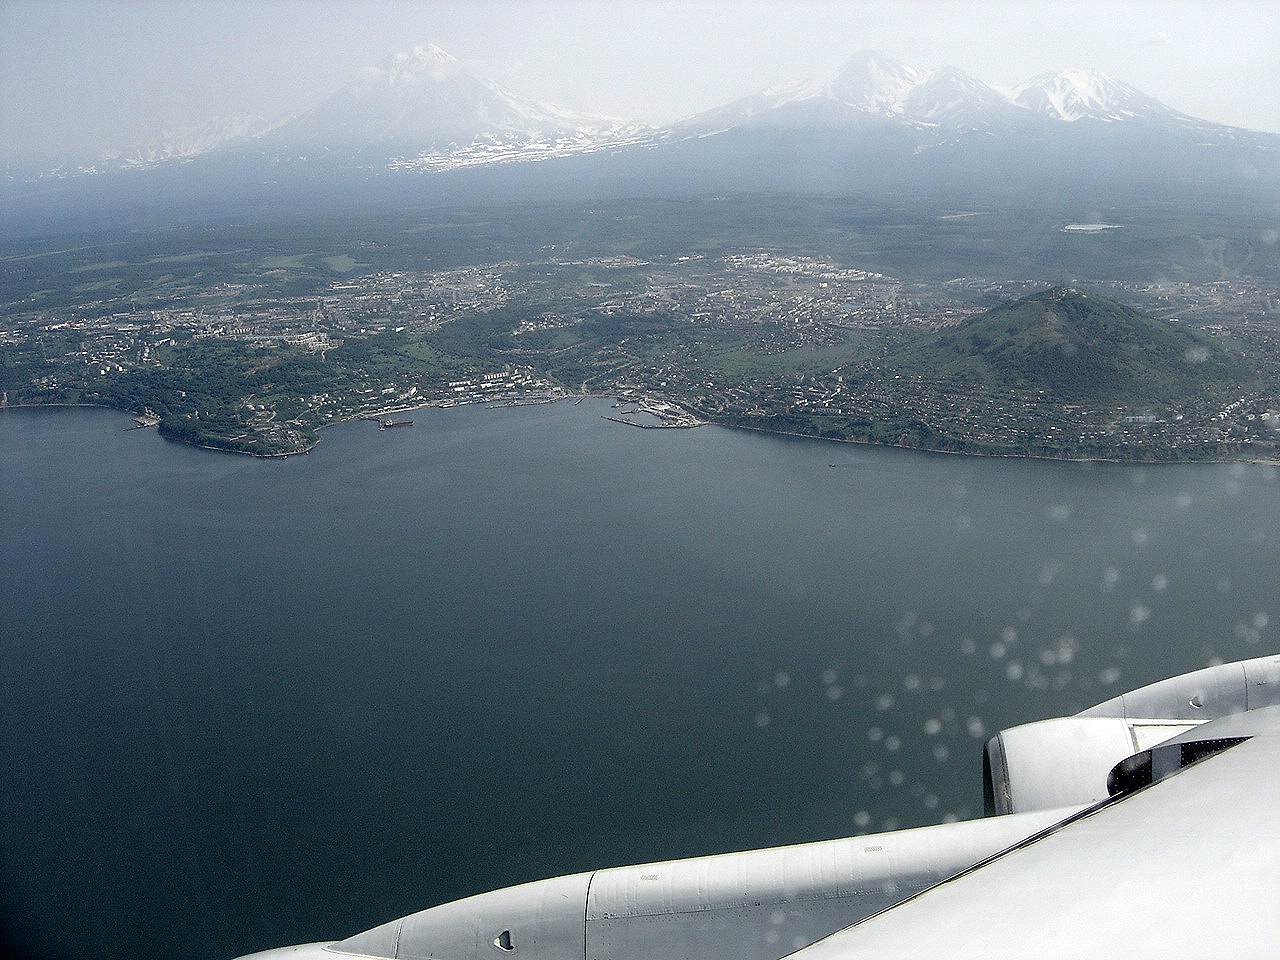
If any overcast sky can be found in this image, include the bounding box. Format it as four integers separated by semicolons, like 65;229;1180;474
2;0;1279;161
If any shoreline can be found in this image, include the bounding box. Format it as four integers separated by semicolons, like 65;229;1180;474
3;399;1277;467
700;419;1280;467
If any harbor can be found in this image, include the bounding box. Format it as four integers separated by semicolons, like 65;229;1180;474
603;396;704;429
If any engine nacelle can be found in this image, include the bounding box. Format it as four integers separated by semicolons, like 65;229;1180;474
984;654;1280;815
982;715;1197;815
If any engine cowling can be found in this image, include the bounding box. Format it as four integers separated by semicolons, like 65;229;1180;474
983;654;1280;816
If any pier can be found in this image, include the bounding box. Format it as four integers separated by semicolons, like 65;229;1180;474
603;415;700;430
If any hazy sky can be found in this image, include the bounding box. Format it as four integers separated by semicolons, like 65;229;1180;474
2;0;1279;160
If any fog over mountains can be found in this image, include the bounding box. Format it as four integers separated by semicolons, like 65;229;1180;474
11;44;1280;213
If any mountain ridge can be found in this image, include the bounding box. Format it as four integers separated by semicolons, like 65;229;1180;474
40;44;1278;174
8;44;1277;217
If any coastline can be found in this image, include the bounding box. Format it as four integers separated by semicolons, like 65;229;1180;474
705;419;1280;467
4;399;1276;466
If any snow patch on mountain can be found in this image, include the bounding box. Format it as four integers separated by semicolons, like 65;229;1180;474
387;129;656;173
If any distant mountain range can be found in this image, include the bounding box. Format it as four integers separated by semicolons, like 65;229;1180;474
10;44;1279;212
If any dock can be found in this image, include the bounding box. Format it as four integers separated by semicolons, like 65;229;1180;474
602;416;700;430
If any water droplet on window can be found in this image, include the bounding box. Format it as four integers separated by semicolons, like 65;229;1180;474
1130;602;1151;628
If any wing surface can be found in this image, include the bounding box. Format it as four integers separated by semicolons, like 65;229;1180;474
783;704;1280;960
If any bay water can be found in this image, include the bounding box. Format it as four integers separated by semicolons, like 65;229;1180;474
2;401;1276;960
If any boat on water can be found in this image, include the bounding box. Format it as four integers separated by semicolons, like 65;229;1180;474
380;420;413;429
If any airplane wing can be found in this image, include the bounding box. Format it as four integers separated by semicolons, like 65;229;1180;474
233;657;1280;960
781;703;1280;960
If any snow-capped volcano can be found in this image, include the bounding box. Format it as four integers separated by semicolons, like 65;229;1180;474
679;51;1027;134
1012;69;1182;123
268;43;629;154
648;50;1277;207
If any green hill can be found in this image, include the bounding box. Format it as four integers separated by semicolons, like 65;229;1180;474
896;286;1247;403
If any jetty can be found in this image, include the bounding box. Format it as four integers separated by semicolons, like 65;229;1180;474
603;416;699;429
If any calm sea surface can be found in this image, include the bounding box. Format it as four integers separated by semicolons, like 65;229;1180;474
2;401;1277;960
